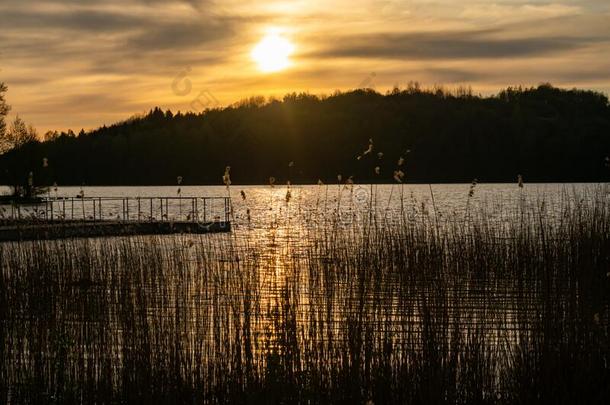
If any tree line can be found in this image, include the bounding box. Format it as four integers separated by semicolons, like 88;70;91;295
1;83;610;189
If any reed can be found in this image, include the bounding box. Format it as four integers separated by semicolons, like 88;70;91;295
0;186;608;404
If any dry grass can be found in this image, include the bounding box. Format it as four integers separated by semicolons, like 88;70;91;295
0;187;609;404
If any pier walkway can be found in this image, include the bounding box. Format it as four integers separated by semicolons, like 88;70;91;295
0;196;231;241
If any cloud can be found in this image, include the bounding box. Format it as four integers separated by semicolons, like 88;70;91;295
0;1;236;45
1;0;610;132
459;3;582;22
0;0;240;77
309;28;605;61
126;19;234;52
28;92;142;116
0;8;145;33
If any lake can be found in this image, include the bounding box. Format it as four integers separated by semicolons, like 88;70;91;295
1;182;600;228
0;183;608;403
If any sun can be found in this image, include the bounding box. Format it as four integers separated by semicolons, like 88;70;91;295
251;31;295;73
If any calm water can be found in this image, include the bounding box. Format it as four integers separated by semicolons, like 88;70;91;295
0;183;608;402
1;182;601;230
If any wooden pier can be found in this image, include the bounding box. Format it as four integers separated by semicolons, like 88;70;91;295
0;196;231;241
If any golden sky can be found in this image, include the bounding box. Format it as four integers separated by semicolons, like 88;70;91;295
1;0;610;132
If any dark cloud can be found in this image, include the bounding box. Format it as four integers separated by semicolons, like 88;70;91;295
77;50;229;79
126;19;235;52
0;9;145;32
0;0;209;6
311;29;605;61
0;1;233;42
0;1;238;72
0;34;83;62
551;69;610;83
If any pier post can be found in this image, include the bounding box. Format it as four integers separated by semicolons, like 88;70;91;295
2;196;232;240
225;198;229;222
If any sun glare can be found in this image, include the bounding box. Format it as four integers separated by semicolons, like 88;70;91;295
251;31;295;73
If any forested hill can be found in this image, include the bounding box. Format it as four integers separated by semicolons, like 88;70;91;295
2;84;610;186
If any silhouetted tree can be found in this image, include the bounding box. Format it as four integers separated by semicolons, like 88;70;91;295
1;84;609;185
4;116;37;150
0;84;38;154
44;130;60;142
0;82;10;151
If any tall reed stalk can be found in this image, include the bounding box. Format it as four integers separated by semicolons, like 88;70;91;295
0;186;608;404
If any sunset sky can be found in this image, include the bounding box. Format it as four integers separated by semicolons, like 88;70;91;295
1;0;610;132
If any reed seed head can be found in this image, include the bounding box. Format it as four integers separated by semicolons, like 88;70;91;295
222;167;231;187
468;179;478;197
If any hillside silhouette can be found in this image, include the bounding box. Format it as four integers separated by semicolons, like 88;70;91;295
1;84;609;187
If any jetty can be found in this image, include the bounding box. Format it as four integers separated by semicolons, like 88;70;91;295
0;196;231;241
